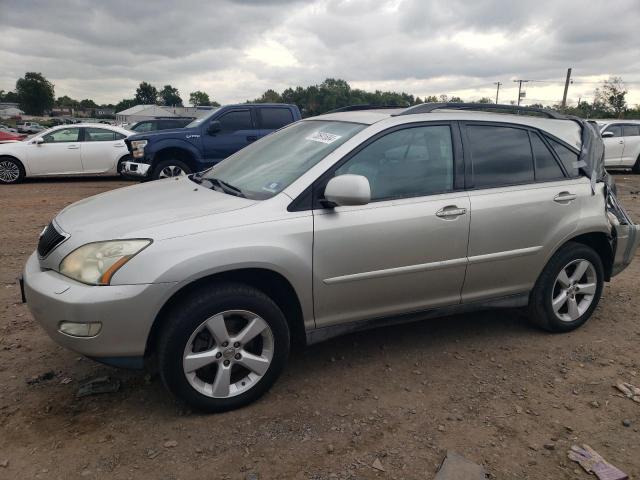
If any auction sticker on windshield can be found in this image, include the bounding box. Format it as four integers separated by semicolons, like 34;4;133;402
305;132;342;144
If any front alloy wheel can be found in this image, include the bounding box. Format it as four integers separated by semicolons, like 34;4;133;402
159;164;187;178
183;310;274;398
157;283;290;412
0;158;24;184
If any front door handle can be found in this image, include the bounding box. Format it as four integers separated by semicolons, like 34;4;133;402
554;191;577;203
67;145;80;150
436;205;467;218
246;135;257;142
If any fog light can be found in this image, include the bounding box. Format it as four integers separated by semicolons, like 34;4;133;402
58;321;102;337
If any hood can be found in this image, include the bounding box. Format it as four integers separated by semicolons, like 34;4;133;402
55;176;255;240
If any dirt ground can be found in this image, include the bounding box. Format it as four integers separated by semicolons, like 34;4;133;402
0;174;639;480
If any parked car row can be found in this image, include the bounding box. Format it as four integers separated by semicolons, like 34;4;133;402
20;103;640;412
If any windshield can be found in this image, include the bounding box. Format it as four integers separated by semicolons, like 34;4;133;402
200;120;366;199
185;108;221;128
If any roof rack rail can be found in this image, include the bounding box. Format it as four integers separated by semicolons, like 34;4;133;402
326;104;409;114
396;102;566;120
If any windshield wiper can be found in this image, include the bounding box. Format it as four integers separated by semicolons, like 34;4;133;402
205;177;246;198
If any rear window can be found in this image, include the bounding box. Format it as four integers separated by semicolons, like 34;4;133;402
467;125;534;188
259;108;294;130
548;138;580;177
623;125;640;137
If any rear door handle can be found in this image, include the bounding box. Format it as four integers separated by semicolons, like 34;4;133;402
436;205;467;218
67;145;80;150
246;135;257;142
554;192;577;203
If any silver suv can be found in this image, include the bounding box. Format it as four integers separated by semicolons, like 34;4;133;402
22;103;639;412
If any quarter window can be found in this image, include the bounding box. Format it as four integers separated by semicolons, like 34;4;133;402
548;138;580;177
530;133;565;181
259;108;294;130
43;128;80;143
218;111;252;131
335;125;454;201
466;125;534;188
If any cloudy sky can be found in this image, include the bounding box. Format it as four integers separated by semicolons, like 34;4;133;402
1;0;640;107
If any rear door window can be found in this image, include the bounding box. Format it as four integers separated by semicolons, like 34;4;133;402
530;132;565;181
623;125;640;137
466;125;534;188
218;110;253;132
84;127;122;142
259;108;294;130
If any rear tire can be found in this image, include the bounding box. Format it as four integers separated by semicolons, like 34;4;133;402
528;242;604;332
157;282;290;412
0;157;25;184
151;159;191;180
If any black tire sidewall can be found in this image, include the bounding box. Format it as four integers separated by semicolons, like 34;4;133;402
0;157;25;184
151;158;191;180
530;243;604;332
158;283;290;413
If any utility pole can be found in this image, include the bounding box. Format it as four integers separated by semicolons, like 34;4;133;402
561;67;572;109
513;79;530;106
493;82;502;104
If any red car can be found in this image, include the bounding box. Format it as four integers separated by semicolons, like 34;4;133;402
0;130;27;142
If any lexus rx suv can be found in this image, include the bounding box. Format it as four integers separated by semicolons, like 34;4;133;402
22;103;639;412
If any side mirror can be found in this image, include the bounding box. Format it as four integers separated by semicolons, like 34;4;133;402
602;131;614;138
208;121;221;135
324;174;371;207
33;137;44;145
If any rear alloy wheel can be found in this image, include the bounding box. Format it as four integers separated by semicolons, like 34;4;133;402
528;242;603;332
157;283;290;412
0;157;25;184
152;159;191;180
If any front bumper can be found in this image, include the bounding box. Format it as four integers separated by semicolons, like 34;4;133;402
22;252;175;360
122;161;151;177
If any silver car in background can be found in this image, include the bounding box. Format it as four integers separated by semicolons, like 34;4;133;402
22;103;639;412
597;119;640;172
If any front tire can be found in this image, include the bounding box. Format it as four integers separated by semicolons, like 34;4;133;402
151;159;191;180
157;283;290;412
0;157;25;184
528;242;604;332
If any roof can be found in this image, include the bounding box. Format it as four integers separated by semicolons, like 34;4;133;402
47;123;133;136
312;108;583;149
115;104;177;116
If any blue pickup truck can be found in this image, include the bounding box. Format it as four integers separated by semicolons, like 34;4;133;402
123;103;301;180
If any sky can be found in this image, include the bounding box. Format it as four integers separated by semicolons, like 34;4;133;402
1;0;640;108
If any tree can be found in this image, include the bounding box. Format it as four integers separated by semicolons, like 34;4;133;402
115;98;137;112
1;90;20;103
254;89;282;103
594;77;627;118
15;72;55;115
159;84;183;106
135;81;158;104
56;95;79;108
79;98;98;109
189;90;212;106
475;97;492;104
449;96;464;103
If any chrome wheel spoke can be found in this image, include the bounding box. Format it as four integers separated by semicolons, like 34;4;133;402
556;270;571;288
237;351;270;375
234;316;268;345
571;260;590;282
184;348;219;373
576;282;596;295
552;290;568;313
567;297;580;320
211;364;231;397
205;314;230;345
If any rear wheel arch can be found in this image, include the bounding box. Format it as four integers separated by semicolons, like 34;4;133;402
145;268;306;359
544;232;613;282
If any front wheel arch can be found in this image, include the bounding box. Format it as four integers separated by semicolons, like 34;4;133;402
0;155;26;184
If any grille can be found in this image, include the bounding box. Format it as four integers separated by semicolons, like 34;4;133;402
38;222;66;258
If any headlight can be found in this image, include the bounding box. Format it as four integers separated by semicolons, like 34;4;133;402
59;239;152;285
131;140;147;149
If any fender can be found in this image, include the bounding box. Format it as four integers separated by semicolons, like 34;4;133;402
147;138;203;164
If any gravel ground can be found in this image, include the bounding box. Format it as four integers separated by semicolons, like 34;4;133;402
0;174;639;480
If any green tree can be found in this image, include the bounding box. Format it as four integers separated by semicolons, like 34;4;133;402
594;77;627;118
159;84;183;106
189;90;217;106
79;98;98;109
1;90;20;103
115;98;137;112
15;72;55;115
254;89;282;103
135;81;158;104
56;95;79;108
474;97;492;104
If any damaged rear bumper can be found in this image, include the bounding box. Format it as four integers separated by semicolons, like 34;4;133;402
608;192;640;276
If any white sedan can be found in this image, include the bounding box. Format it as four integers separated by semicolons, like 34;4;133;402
0;124;133;184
